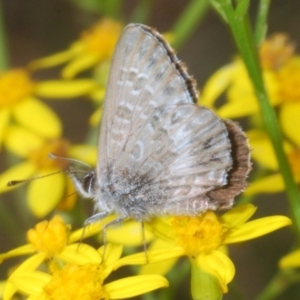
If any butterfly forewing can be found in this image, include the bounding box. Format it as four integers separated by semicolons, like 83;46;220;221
99;24;196;169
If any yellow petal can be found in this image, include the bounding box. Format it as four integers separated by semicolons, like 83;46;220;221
10;253;46;275
62;53;99;79
98;244;123;267
9;271;50;295
90;87;106;102
104;275;168;299
89;107;102;127
27;169;65;217
0;281;5;298
113;246;185;270
139;256;177;276
248;129;278;169
69;215;115;243
35;80;97;98
68;144;97;166
196;251;235;293
12;97;61;138
221;204;257;227
218;99;260;119
28;48;77;70
147;217;175;242
0;108;10;148
245;173;285;195
4;125;44;157
0;161;37;193
224;216;291;244
201;62;237;108
27;294;41;300
247;129;293;170
58;243;101;264
280;102;300;146
3;253;46;300
220;68;280;118
106;220;153;246
139;239;177;275
279;249;300;269
57;176;77;211
0;244;35;262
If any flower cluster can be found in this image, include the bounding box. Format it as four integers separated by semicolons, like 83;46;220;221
0;216;168;300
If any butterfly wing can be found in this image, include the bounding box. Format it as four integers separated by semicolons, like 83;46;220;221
98;24;197;173
115;102;232;216
97;24;245;219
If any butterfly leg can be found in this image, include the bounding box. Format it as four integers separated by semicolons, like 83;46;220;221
84;211;110;226
101;215;128;261
76;212;111;252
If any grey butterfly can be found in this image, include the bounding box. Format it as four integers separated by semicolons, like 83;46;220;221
72;24;251;230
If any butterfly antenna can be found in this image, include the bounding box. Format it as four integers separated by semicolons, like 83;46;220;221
49;153;91;168
7;170;63;186
7;153;92;187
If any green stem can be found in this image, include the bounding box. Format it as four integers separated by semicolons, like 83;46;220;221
171;0;210;50
0;0;10;69
254;0;271;46
213;0;300;235
255;269;300;300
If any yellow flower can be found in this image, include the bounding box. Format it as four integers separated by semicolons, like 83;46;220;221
29;18;123;79
0;68;97;149
114;204;291;294
26;215;70;256
245;131;300;195
7;263;168;300
245;100;300;194
0;125;97;217
0;216;168;300
201;34;299;119
0;69;59;146
0;215;107;264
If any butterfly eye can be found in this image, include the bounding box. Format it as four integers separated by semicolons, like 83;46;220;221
81;172;96;195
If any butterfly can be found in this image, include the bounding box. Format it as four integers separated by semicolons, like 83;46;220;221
71;23;251;231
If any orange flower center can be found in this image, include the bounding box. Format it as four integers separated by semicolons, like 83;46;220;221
43;263;107;300
260;34;295;70
81;18;122;59
0;69;35;107
27;215;70;257
170;212;228;257
28;138;70;169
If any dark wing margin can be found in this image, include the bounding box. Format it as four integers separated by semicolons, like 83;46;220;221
207;120;251;209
